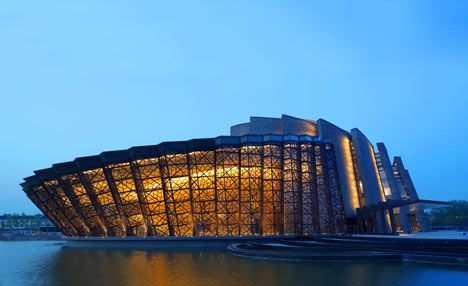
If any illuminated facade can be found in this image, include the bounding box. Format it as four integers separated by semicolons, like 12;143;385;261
21;115;432;237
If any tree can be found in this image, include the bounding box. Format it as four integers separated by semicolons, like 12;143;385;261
429;200;468;226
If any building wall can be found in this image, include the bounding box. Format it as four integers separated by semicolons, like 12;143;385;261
25;138;346;237
249;117;283;135
316;119;360;217
351;129;386;205
281;115;317;136
351;129;391;233
392;157;429;232
393;157;419;200
230;123;251;136
376;143;401;200
230;115;316;137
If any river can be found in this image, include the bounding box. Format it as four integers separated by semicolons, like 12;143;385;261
0;241;466;286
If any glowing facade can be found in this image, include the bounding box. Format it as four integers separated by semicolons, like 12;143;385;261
21;115;430;237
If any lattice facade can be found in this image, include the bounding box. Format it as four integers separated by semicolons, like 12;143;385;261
22;135;346;237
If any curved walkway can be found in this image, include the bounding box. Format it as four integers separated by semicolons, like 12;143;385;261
227;242;402;262
227;236;468;265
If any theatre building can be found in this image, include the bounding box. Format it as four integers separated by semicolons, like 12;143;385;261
21;115;439;237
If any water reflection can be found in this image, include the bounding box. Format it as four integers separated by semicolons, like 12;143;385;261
0;241;467;286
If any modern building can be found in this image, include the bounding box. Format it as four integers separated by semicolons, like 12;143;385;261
21;115;442;237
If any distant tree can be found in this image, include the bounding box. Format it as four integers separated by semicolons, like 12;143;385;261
429;200;468;226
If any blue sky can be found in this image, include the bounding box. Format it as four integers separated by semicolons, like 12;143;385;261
1;1;467;213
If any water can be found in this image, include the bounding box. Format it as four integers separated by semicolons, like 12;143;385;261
0;241;467;286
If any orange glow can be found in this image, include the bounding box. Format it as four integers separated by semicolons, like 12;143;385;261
341;136;360;210
30;143;347;237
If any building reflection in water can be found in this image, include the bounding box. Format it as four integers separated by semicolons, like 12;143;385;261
47;247;405;286
1;241;466;286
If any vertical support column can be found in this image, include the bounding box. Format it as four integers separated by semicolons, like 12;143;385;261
216;143;242;236
237;146;242;235
279;143;285;235
324;143;346;233
356;209;364;233
56;176;96;236
129;162;154;237
103;167;131;236
158;157;175;236
78;171;113;236
296;143;303;235
316;143;334;233
40;181;80;236
259;143;265;235
186;153;196;236
213;149;219;236
388;207;397;234
300;141;320;234
261;141;283;235
371;210;378;233
379;209;388;233
283;139;302;234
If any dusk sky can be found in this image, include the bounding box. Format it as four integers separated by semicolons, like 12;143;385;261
1;1;467;214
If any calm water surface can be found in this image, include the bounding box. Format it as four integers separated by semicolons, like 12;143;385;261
0;241;467;286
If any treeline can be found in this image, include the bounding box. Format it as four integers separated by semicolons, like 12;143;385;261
428;200;468;227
